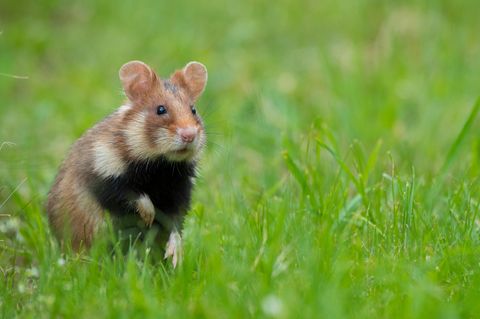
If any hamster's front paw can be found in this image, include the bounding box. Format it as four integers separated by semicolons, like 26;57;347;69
136;194;155;227
164;230;182;268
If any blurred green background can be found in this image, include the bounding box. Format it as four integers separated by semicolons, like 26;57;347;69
1;0;479;186
1;0;480;318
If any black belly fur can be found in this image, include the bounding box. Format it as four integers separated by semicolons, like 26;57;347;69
89;157;196;219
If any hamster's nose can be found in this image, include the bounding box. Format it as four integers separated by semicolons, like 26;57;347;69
177;127;198;143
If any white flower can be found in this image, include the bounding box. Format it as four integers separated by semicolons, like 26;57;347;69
18;283;25;293
57;258;66;267
261;294;284;317
26;267;39;278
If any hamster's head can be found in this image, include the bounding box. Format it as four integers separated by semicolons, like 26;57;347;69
119;60;208;162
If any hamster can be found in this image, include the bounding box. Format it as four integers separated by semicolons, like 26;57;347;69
46;60;208;267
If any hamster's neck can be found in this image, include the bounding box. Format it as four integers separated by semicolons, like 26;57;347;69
125;156;197;181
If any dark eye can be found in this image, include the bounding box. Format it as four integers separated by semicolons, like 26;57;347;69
191;105;197;115
156;105;167;115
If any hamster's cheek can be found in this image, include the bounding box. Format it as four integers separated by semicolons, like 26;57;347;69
196;131;207;150
154;128;176;152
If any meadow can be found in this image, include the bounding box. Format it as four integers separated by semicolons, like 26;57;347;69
1;0;480;318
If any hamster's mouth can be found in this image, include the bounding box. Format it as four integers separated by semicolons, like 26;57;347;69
164;146;196;162
163;141;201;162
175;148;190;154
177;140;199;152
172;145;197;157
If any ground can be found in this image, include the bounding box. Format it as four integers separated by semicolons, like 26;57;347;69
1;0;480;318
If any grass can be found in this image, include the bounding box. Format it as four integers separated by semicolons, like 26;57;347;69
1;0;480;318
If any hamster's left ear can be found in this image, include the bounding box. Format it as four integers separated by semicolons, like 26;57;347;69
171;62;208;100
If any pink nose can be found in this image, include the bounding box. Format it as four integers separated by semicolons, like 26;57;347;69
177;127;197;143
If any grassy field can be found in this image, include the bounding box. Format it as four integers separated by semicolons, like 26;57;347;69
1;0;480;318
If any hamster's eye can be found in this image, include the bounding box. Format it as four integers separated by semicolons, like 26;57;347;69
191;105;197;115
156;105;167;115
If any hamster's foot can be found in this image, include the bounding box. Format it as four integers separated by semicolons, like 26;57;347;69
164;230;182;268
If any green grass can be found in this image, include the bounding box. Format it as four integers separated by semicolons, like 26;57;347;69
1;0;480;318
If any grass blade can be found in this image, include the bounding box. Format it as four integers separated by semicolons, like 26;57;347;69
439;97;480;175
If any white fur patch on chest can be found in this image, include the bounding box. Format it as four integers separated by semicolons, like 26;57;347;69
92;140;126;177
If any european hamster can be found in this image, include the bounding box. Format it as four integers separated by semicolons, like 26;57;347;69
46;61;208;267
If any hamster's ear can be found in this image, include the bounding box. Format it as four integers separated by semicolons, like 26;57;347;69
171;62;208;100
119;61;158;103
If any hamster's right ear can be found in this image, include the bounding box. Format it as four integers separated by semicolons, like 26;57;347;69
119;61;158;103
